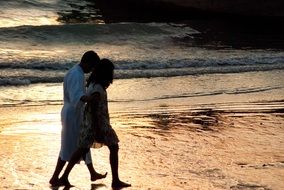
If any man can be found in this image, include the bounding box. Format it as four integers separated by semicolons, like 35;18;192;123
49;51;107;186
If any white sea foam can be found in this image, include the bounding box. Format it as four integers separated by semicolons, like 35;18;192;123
0;22;283;87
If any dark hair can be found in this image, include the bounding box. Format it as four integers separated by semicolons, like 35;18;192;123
81;50;100;68
87;58;115;88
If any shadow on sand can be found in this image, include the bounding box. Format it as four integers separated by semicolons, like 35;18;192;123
49;183;131;190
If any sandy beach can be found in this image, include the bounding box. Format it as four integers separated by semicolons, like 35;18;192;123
0;100;283;190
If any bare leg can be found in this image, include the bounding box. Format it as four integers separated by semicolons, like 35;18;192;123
49;157;66;186
87;163;107;181
108;144;131;188
59;148;89;186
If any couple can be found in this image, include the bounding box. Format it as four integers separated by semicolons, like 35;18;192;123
49;51;131;188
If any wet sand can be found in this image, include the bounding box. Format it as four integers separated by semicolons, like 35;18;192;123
0;102;284;190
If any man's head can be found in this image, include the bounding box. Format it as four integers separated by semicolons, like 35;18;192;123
79;50;100;73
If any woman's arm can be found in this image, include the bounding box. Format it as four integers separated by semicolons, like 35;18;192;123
80;92;100;103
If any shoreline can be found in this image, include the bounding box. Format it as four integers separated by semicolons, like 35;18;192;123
0;101;283;189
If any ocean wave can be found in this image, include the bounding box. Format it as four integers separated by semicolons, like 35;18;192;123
0;61;74;71
0;76;64;86
0;99;63;107
1;85;282;107
1;62;284;87
0;23;197;44
226;86;284;95
0;21;284;87
1;53;283;71
115;63;284;79
0;78;31;86
110;86;284;103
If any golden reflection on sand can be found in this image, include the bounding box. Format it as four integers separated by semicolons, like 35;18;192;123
0;104;283;189
0;105;61;135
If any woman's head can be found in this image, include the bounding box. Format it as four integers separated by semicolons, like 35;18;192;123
87;58;115;88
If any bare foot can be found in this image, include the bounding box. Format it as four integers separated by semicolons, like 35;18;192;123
58;177;72;187
49;177;60;187
111;180;131;188
91;172;108;181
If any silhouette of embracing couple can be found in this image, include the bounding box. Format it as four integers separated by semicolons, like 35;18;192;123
49;51;131;188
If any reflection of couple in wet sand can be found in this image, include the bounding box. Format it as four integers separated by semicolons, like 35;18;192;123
49;51;131;188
